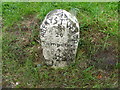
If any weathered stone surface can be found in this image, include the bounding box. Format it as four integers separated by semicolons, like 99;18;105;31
40;9;79;68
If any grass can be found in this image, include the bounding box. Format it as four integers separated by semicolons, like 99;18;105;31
2;2;119;88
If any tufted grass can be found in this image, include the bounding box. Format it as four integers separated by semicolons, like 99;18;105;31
2;2;119;88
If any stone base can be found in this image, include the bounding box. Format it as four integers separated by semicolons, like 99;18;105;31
45;60;68;68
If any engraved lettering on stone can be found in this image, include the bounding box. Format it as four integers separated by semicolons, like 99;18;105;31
40;9;80;68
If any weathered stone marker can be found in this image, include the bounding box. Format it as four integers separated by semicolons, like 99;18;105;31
40;9;79;68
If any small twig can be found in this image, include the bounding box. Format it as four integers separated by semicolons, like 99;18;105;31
34;38;41;44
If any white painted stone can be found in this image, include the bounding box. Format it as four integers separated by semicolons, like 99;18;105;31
40;9;79;68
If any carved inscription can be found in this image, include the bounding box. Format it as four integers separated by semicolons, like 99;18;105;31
40;9;79;68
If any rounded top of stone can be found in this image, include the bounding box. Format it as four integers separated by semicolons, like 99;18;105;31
44;9;79;28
